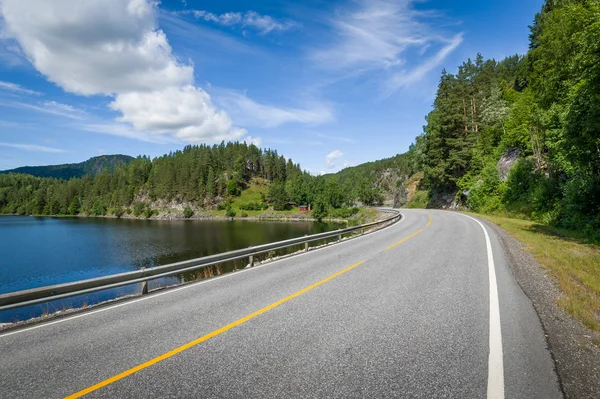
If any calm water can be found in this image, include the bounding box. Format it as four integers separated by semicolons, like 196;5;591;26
0;216;341;322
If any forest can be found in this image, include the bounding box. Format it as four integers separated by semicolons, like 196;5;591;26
410;0;600;239
0;142;385;220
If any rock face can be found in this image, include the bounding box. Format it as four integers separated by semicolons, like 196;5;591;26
497;147;523;181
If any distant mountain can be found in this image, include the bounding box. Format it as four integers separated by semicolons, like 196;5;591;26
0;155;135;180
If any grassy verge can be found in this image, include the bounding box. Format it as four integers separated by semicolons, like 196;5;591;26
348;208;379;226
470;213;600;335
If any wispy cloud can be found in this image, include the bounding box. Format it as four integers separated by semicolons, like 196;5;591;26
0;100;86;119
80;123;177;144
316;133;355;144
0;141;67;153
187;10;299;35
325;149;343;169
386;33;463;95
214;89;334;128
310;0;462;95
0;81;40;95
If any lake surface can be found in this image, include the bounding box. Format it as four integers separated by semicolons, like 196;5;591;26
0;216;342;322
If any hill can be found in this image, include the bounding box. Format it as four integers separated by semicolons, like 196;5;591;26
0;155;134;180
329;151;419;207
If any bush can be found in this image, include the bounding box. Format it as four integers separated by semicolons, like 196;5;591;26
239;202;266;211
144;208;156;218
216;201;228;211
112;207;125;218
91;202;107;216
133;202;147;217
329;206;359;219
225;206;236;218
241;211;248;218
406;190;429;209
183;206;194;218
502;158;536;205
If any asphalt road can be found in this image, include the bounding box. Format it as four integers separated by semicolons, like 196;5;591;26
0;209;562;398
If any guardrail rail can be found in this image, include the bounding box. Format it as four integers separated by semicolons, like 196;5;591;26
0;208;401;312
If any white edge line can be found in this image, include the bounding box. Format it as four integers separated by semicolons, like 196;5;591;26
0;212;405;338
460;213;505;399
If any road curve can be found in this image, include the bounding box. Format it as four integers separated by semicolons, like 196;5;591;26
0;210;562;398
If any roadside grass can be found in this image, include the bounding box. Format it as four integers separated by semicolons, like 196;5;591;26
348;208;379;226
406;190;429;208
471;213;600;336
229;178;269;210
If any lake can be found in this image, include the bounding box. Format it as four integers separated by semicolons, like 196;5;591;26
0;216;342;323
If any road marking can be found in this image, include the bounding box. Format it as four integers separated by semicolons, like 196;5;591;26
460;214;504;399
386;212;431;250
1;213;405;339
386;229;423;250
63;261;365;398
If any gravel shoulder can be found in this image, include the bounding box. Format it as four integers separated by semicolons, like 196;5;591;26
480;218;600;399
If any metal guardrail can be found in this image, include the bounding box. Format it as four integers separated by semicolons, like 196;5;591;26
0;208;401;312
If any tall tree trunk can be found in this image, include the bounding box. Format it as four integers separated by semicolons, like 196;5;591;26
462;98;468;134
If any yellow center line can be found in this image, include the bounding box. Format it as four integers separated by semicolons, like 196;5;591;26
386;213;433;250
386;229;423;250
65;261;364;399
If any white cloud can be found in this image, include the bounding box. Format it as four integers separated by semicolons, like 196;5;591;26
110;86;246;143
0;141;67;153
214;89;334;128
243;136;262;147
325;149;343;169
0;81;40;95
0;0;245;143
190;10;298;35
311;0;462;94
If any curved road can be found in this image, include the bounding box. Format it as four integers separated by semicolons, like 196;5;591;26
0;210;562;398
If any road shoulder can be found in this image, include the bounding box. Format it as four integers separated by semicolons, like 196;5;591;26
480;218;600;399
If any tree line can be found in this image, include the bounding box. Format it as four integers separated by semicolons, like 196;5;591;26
0;141;385;219
412;0;599;238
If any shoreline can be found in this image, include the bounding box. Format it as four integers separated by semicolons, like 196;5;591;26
0;208;382;224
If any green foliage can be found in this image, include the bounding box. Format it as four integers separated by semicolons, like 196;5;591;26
410;0;600;238
311;197;328;221
406;190;429;209
143;208;156;219
268;181;288;211
226;178;241;196
183;206;194;218
112;206;125;218
225;206;236;218
133;202;147;217
238;202;265;211
329;206;359;219
240;211;248;218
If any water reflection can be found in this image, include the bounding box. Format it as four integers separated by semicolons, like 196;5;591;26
0;216;342;323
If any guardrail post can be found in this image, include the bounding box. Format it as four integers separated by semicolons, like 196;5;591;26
338;234;342;241
249;254;254;267
304;235;309;252
140;267;148;295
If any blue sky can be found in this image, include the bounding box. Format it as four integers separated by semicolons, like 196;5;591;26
0;0;543;173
